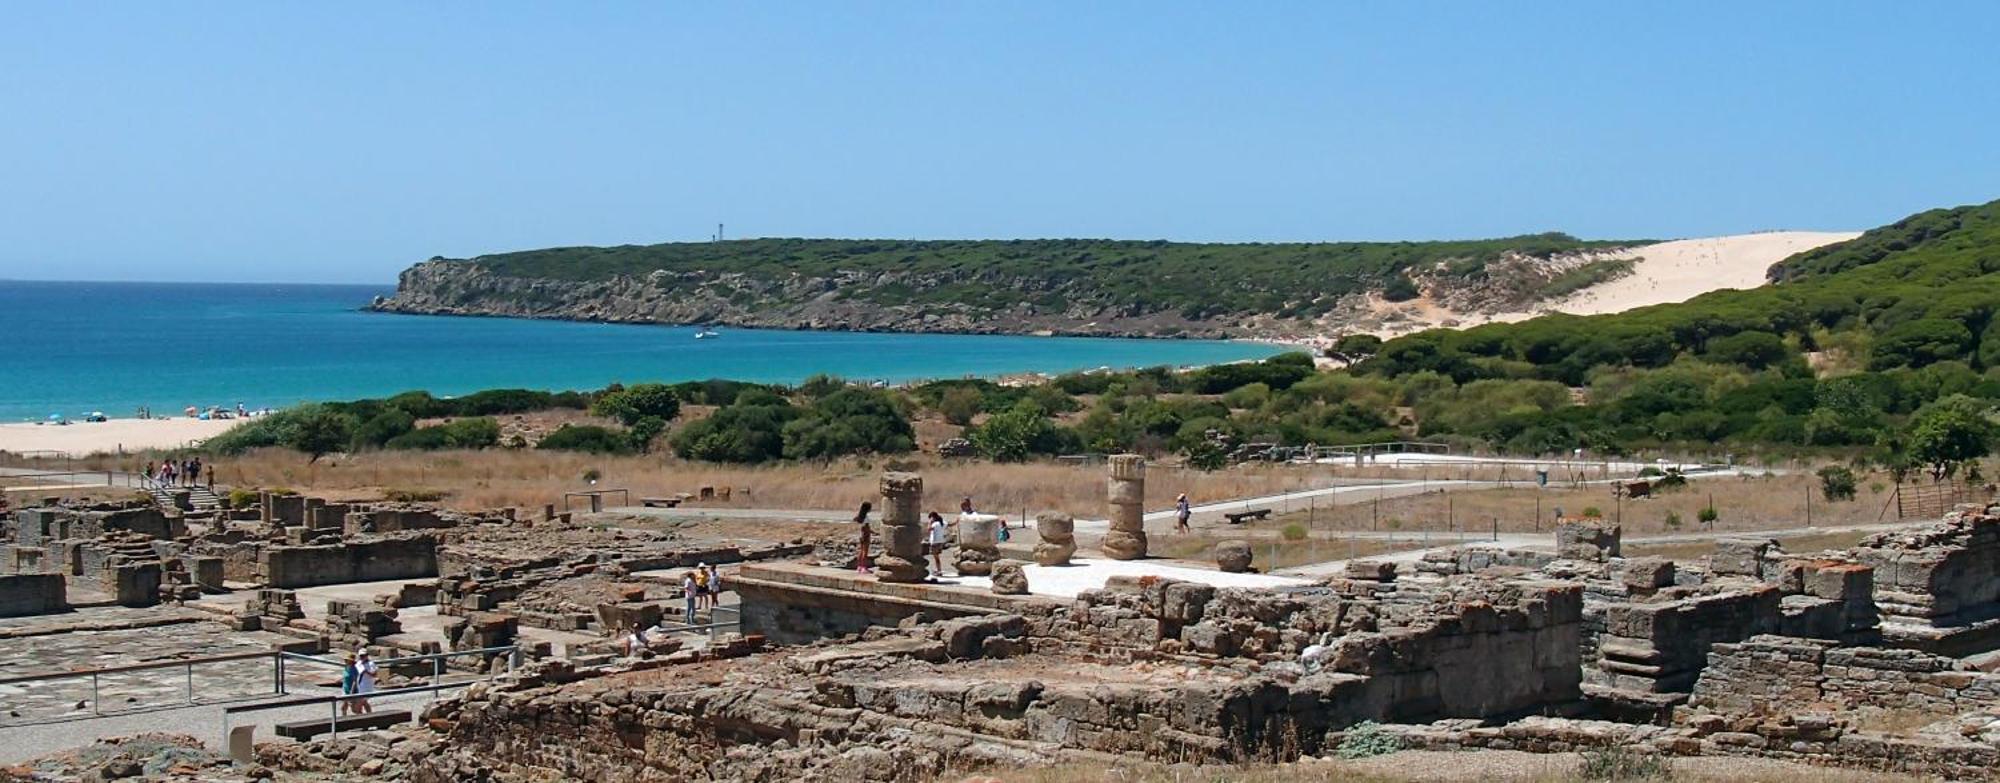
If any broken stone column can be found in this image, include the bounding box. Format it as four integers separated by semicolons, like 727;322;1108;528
991;560;1029;595
954;513;1001;576
874;472;928;583
1102;454;1147;560
1215;540;1253;573
1033;512;1076;566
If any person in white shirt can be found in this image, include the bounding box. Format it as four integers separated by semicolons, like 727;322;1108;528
926;511;948;578
351;648;379;715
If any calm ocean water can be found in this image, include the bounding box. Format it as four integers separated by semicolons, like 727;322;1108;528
1;281;1283;421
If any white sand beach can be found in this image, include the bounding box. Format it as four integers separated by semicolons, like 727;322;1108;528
0;418;241;457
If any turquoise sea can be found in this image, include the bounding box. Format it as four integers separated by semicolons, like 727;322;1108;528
1;281;1284;421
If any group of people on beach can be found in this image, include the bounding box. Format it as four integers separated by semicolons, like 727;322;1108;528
143;458;212;488
852;491;1197;577
680;562;725;625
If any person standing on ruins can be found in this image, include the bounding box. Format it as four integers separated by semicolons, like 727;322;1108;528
960;497;975;514
682;571;698;625
706;563;723;607
927;511;949;579
854;501;874;573
1176;493;1192;533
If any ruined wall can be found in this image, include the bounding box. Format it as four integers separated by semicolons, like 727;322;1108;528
1690;634;2000;716
1850;506;2000;654
735;568;999;645
261;535;438;588
0;573;67;616
1592;585;1780;693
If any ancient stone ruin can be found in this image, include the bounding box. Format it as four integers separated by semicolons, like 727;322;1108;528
873;472;928;583
1032;511;1074;566
953;513;1000;576
1100;453;1147;560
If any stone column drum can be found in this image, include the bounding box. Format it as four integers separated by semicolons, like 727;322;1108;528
1034;512;1076;566
874;472;928;583
1102;454;1148;560
954;513;1001;576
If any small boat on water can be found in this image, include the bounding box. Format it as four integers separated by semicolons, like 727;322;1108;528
695;326;720;339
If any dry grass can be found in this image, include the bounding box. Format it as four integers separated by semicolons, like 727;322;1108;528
1623;529;1878;561
1248;471;1903;539
51;448;1358;515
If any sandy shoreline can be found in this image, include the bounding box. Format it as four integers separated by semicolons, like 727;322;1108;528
0;418;241;457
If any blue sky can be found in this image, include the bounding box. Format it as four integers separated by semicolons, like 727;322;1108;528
2;3;1995;284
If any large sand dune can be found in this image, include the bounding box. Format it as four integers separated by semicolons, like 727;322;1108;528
1534;231;1861;317
1366;230;1862;338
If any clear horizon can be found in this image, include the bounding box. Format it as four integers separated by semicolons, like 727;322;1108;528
3;2;1996;284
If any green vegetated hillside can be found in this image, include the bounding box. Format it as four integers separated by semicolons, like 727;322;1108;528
469;234;1631;317
1348;198;2000;460
372;233;1647;337
247;199;1997;473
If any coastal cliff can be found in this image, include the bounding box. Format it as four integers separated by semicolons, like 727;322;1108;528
369;236;1649;338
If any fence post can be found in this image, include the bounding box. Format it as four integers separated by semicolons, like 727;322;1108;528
91;672;100;715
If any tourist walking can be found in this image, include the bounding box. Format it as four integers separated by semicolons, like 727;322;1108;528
350;649;378;715
692;562;710;609
927;511;948;578
143;462;155;485
338;652;359;715
1176;493;1192;533
706;563;723;608
205;463;216;489
854;501;874;573
682;571;698;625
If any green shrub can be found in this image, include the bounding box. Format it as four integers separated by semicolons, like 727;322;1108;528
352;409;417;449
385;417;500;451
1664;511;1682;529
937;386;984;426
1577;747;1671;780
1334;720;1402;759
1817;465;1859;502
538;425;635;455
1581;506;1603;519
1697;506;1718;526
226;488;260;509
591;383;681;426
1281;523;1308;541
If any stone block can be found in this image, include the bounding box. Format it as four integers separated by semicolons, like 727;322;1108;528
1711;538;1774;577
1344;560;1396;582
1806;563;1873;602
1214;540;1253;573
1620;557;1675;590
1556;521;1620;560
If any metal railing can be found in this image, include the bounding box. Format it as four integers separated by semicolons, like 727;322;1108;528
222;645;520;744
0;650;284;722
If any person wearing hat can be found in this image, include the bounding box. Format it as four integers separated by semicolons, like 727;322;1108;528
350;648;379;715
1175;493;1192;533
338;652;359;715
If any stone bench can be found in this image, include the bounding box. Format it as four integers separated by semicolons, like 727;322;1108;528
1223;509;1271;524
641;497;681;508
273;710;413;740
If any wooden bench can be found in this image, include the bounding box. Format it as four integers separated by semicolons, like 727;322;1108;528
273;710;413;740
1223;509;1272;524
642;497;681;508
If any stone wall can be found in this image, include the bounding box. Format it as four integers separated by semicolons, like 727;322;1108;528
0;573;67;616
261;535;438;588
1850;505;2000;654
734;566;1004;645
1690;634;2000;716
